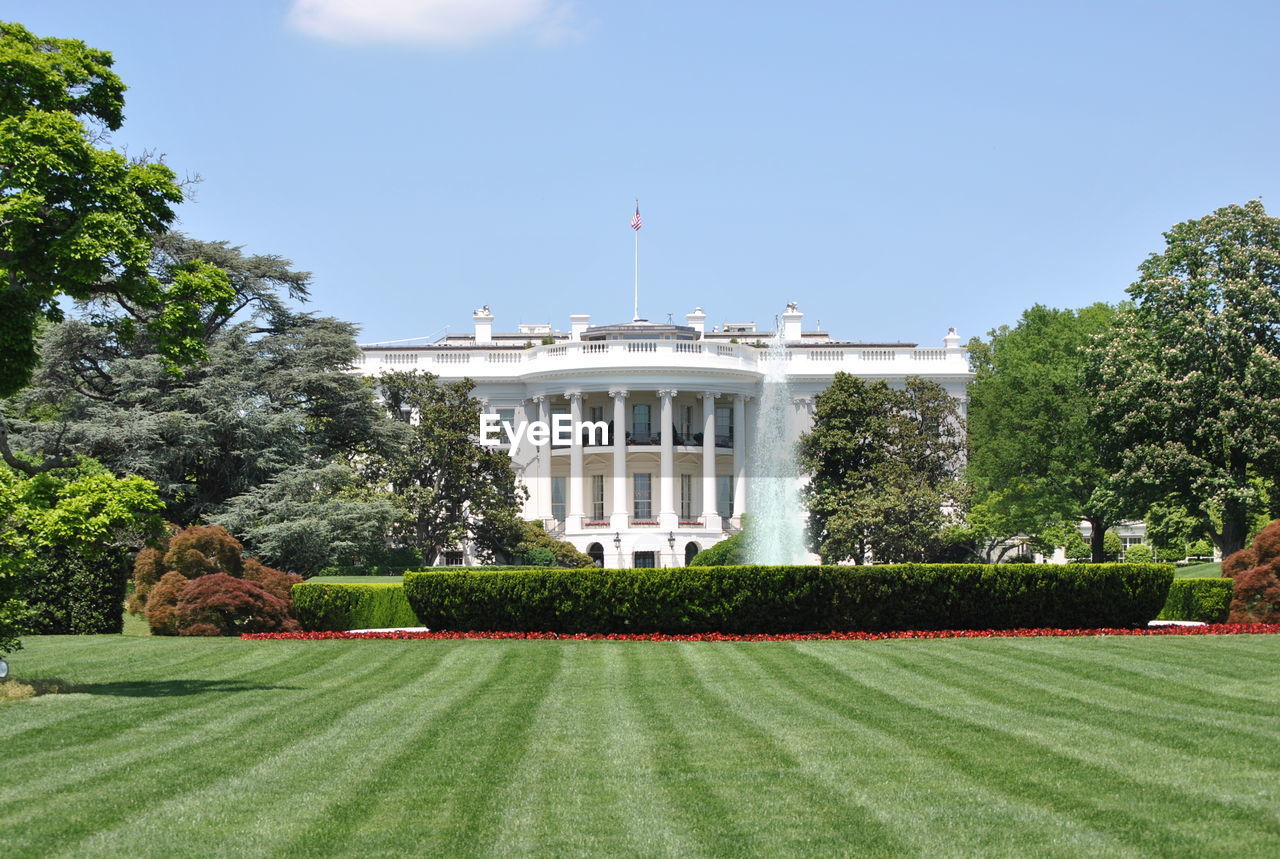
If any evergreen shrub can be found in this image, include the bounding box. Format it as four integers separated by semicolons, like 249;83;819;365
292;582;419;631
1156;578;1232;623
403;563;1174;634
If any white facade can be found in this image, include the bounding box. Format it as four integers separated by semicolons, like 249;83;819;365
354;305;972;568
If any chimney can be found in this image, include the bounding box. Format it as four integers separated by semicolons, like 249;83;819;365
569;313;590;341
943;327;961;350
780;302;803;341
685;307;707;334
473;305;494;344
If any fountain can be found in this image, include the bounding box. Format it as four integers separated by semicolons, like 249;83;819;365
744;325;810;564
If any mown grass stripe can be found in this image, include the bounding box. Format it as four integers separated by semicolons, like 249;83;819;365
68;644;506;857
5;644;438;855
712;642;1129;856
862;642;1280;816
916;641;1280;747
796;642;1280;855
316;643;565;856
642;644;912;856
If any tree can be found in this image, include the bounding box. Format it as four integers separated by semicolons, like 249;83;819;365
0;22;231;403
501;520;594;567
799;373;964;563
1090;201;1280;557
966;303;1122;562
1;458;163;651
364;370;525;565
211;461;403;576
5;237;394;525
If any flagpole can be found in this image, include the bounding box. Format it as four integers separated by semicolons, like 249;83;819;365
633;198;640;321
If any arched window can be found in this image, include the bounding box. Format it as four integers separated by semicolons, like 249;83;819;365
586;542;604;567
684;541;700;566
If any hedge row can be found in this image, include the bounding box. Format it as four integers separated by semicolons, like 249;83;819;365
1157;578;1233;623
403;564;1174;634
292;583;419;631
313;564;549;578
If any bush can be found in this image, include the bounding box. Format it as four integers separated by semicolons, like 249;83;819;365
292;582;419;631
1222;548;1257;578
1157;578;1232;623
1123;544;1154;563
20;548;130;634
1221;519;1280;623
1230;561;1280;623
132;525;301;635
403;563;1174;634
688;533;745;566
176;573;300;636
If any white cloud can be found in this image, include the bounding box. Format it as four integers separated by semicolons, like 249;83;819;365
287;0;578;48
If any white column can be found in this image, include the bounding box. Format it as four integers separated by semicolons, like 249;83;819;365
659;389;677;529
534;396;549;523
610;388;628;529
732;394;747;527
567;392;584;530
701;391;719;525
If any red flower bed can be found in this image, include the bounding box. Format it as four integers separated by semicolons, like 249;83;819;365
242;623;1280;642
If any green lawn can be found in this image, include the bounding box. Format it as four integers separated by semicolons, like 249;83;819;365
1176;561;1223;578
3;635;1279;858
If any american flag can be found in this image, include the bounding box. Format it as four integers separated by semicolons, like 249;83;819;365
631;204;642;231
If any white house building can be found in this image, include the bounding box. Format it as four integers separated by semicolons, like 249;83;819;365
353;305;972;568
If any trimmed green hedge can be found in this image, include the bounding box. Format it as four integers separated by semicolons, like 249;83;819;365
313;564;550;578
403;563;1174;634
292;583;419;631
1157;577;1233;623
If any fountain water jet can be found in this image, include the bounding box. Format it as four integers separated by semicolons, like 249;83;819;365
744;327;810;564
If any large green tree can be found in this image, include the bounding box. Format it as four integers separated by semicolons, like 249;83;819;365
799;373;964;563
0;22;230;402
365;370;525;565
1;458;163;653
966;303;1121;562
5;236;394;525
1090;201;1280;557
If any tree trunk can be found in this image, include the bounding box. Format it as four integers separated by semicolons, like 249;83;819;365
1088;517;1106;564
1220;503;1247;558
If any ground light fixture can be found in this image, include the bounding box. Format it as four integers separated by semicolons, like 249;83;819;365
0;657;7;679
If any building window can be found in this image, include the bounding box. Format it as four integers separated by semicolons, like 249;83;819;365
632;403;651;440
592;474;605;520
633;473;652;519
496;407;515;426
717;475;734;518
680;474;693;519
633;550;656;568
715;405;733;446
551;476;566;522
586;542;604;567
589;405;604;423
680;405;695;441
443;551;463;566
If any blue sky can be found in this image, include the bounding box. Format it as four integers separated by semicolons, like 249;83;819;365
9;1;1279;345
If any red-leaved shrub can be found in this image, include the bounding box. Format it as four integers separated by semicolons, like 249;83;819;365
1226;521;1280;623
164;524;245;578
132;525;301;635
1231;562;1280;623
175;573;300;636
1222;548;1257;579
